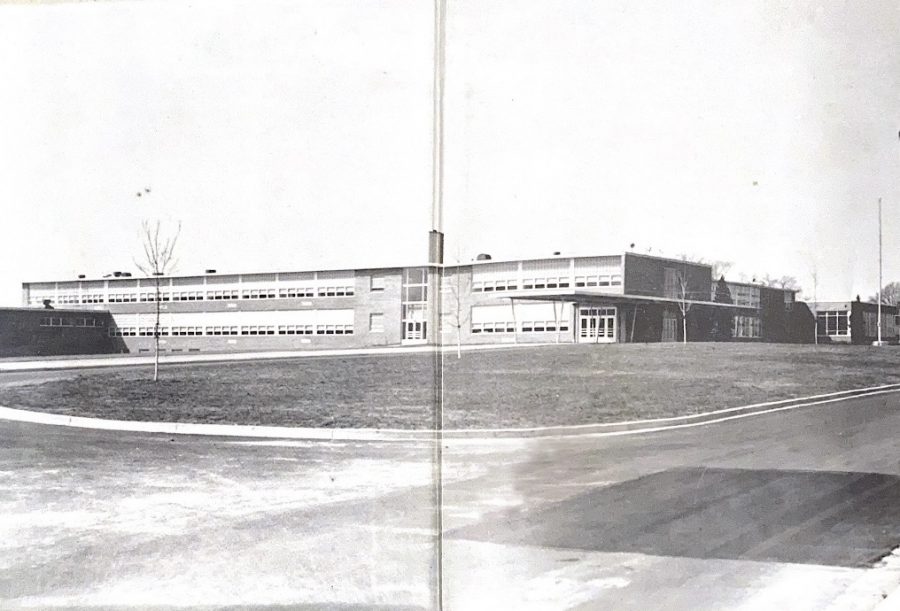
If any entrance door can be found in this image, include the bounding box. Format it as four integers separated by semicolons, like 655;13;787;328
404;320;426;342
578;307;617;343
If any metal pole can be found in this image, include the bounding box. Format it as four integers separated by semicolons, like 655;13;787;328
430;2;446;608
878;197;883;345
431;0;446;236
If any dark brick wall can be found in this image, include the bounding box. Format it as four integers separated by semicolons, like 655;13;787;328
623;254;712;301
0;308;119;357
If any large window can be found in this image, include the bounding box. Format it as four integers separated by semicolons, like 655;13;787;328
664;268;678;299
817;311;849;336
729;284;761;308
402;268;429;341
733;315;761;338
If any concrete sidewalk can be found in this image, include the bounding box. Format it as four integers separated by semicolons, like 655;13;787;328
4;390;900;609
2;384;899;442
0;341;549;372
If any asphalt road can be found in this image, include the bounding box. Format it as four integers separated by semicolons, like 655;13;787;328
2;391;900;609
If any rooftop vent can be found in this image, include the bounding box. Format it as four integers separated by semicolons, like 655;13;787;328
475;253;492;261
205;269;217;274
77;274;86;279
552;251;561;256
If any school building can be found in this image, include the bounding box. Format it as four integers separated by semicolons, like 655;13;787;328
14;251;812;356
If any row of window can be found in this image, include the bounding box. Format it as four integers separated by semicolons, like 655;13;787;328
470;321;571;334
39;317;106;328
38;286;358;305
471;275;623;293
574;275;622;288
110;324;355;337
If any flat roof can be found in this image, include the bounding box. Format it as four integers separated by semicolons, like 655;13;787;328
23;252;628;285
0;306;111;314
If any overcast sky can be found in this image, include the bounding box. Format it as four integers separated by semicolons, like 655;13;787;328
0;0;898;305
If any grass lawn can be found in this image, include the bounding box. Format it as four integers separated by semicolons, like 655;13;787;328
2;343;900;429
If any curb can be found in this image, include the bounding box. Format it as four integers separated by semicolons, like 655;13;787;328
1;383;899;442
0;342;552;372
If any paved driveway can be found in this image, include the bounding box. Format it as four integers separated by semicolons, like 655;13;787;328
2;391;900;609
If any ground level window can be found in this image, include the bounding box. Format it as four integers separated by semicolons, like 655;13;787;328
733;315;761;339
817;311;849;336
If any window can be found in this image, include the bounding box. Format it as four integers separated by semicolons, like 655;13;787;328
242;289;277;300
521;320;569;333
472;322;515;334
109;293;138;303
316;285;354;297
405;286;425;302
522;277;568;291
817;311;849;336
370;276;386;291
240;325;276;336
664;268;678;299
729;284;761;308
171;326;204;336
207;290;239;300
733;316;761;338
109;327;137;337
369;313;384;333
279;287;315;299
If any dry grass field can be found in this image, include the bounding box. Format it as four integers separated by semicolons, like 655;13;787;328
2;343;900;429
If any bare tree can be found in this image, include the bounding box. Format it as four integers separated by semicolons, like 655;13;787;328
134;220;181;381
809;265;819;345
675;269;693;344
761;274;802;291
442;267;469;359
870;282;900;306
798;252;821;345
710;260;733;280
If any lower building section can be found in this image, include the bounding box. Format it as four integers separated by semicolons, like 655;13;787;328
813;300;900;345
0;308;118;357
2;295;820;358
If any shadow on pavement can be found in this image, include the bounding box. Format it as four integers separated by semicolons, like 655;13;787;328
447;466;900;567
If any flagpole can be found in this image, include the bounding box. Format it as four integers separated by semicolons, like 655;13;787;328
878;197;883;345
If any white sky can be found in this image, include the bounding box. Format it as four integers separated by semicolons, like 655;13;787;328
0;0;898;304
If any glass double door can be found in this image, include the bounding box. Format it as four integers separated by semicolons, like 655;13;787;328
578;307;617;343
